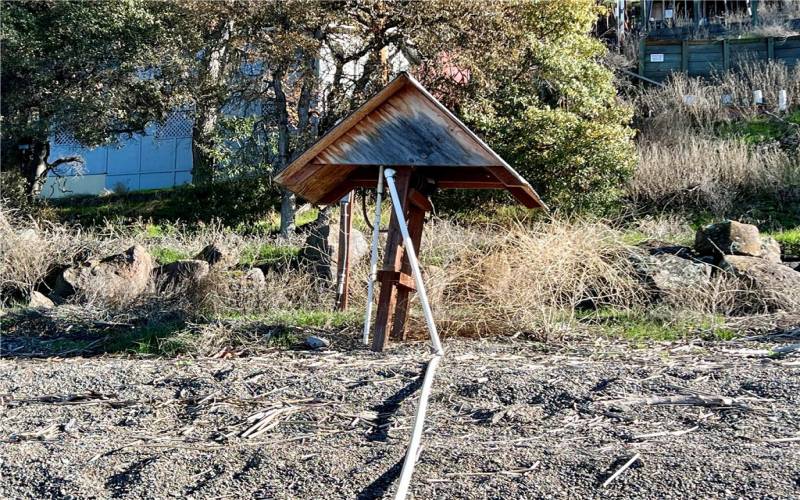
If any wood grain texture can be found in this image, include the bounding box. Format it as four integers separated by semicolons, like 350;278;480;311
274;72;545;210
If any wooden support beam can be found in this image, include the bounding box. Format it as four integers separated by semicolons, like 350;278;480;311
377;270;416;291
408;189;433;212
391;203;427;341
372;167;412;352
334;191;354;311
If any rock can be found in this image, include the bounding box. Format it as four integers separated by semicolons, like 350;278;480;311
27;291;55;310
759;237;782;263
154;259;210;292
300;221;369;282
722;255;800;310
783;261;800;272
640;253;712;296
695;220;763;259
243;267;266;288
194;243;235;269
53;245;153;306
305;335;330;350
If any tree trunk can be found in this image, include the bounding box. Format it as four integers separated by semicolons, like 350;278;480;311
191;19;233;185
272;70;296;238
23;141;50;200
191;111;218;185
280;190;296;236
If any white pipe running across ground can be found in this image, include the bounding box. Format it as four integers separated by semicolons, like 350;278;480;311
383;168;445;500
362;166;384;345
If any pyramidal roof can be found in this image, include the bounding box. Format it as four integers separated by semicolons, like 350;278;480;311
274;72;544;209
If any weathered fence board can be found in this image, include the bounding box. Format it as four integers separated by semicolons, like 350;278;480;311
640;35;800;82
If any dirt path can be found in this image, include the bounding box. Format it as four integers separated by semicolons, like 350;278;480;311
1;337;799;499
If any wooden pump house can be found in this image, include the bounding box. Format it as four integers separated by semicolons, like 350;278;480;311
276;72;545;351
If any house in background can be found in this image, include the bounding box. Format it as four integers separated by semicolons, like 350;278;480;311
42;110;194;198
603;0;800;82
42;30;413;200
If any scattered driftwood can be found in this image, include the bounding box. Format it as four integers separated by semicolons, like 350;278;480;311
602;453;641;488
239;406;300;439
766;436;800;443
6;422;60;442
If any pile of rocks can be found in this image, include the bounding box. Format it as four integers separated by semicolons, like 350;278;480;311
22;219;371;311
637;220;800;309
25;243;250;310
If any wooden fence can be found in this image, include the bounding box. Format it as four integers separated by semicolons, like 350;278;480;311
639;35;800;81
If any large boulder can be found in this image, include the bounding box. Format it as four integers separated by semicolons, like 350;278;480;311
154;259;210;292
636;253;712;296
721;255;800;310
53;245;153;306
300;222;369;282
695;220;763;259
194;243;236;269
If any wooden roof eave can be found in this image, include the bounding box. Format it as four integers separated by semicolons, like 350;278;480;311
275;72;547;211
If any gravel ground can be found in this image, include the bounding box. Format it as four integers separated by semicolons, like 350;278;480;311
1;334;799;499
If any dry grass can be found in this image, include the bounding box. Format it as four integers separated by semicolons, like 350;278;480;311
630;62;800;214
2;206;794;348
631;136;799;214
635;62;800;137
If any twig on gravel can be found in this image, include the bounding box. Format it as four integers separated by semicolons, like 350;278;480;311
633;426;699;440
603;394;751;409
5;422;61;443
444;462;540;478
10;391;138;408
766;436;800;443
602;453;641;488
240;406;300;439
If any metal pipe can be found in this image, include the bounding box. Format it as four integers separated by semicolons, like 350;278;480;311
383;168;443;355
362;167;384;345
335;192;351;310
383;168;445;499
394;353;442;500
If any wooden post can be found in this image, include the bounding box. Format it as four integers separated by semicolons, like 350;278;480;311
722;39;730;72
638;38;647;77
681;40;688;73
390;194;429;341
372;168;412;351
334;191;354;311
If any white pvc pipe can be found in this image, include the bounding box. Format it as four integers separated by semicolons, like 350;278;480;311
383;168;445;500
362;167;384;345
335;192;350;305
394;353;442;500
383;168;443;356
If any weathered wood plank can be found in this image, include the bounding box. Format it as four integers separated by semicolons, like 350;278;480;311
372;167;412;352
316;87;497;167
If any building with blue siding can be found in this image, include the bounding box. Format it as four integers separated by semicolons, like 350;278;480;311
42;111;194;198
